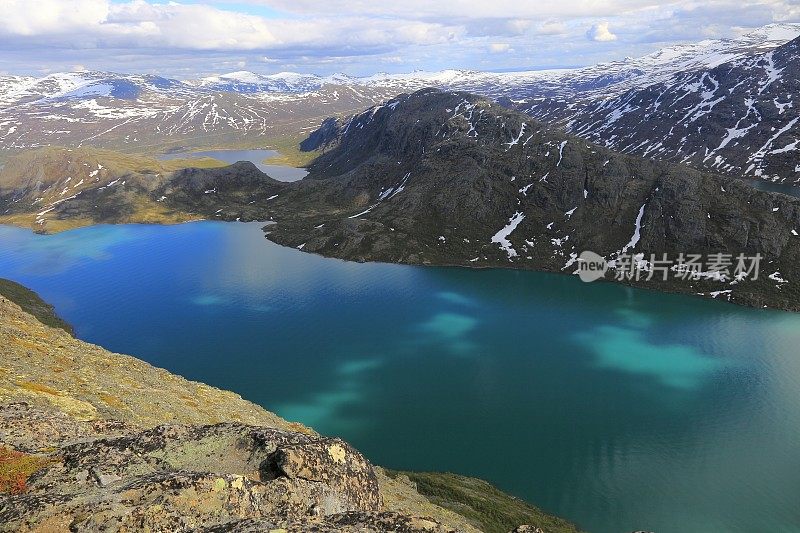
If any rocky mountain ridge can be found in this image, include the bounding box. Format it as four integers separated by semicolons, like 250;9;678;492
541;34;800;186
268;89;800;310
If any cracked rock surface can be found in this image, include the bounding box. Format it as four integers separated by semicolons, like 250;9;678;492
0;403;456;532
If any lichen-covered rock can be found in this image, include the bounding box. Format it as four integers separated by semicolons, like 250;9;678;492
202;511;457;532
264;437;382;514
0;402;134;453
0;405;401;532
3;472;275;532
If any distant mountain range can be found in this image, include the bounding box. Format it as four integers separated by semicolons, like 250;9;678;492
3;24;796;103
0;73;399;155
1;22;798;177
557;31;800;185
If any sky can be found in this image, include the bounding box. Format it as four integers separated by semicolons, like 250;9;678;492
0;0;798;78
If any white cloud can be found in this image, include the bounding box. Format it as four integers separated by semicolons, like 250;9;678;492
489;43;512;53
0;0;461;51
587;21;618;42
246;0;653;19
506;19;533;34
1;0;109;35
536;20;569;36
0;0;797;76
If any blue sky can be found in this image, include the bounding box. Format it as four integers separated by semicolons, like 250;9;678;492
112;0;288;18
0;0;798;78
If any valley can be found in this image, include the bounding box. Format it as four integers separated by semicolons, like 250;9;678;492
2;18;800;533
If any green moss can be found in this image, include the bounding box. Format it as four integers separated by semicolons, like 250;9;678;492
159;157;229;171
384;470;583;533
263;135;321;168
0;279;75;336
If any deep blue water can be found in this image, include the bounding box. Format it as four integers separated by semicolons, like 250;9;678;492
2;221;800;533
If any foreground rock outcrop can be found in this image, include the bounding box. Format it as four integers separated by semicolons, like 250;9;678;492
1;401;572;533
1;403;430;532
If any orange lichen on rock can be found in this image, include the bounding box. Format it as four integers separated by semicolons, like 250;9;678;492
0;446;54;494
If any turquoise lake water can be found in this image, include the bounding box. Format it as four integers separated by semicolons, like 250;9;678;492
2;221;800;533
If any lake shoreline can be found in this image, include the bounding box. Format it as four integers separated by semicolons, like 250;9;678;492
1;217;796;314
2;217;795;314
157;148;310;182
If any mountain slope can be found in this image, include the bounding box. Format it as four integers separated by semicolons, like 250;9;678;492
0;279;74;335
0;75;399;158
562;34;800;185
0;147;229;232
264;89;800;310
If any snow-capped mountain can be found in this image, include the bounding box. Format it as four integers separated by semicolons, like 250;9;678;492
187;23;800;100
194;71;333;93
196;23;800;100
0;23;797;165
559;33;800;184
491;23;800;102
0;72;187;107
259;89;800;310
0;71;400;153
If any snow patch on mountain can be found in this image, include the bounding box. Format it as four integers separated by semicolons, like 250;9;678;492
491;211;525;258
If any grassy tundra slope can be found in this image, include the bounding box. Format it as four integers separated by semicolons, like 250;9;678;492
0;279;73;335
